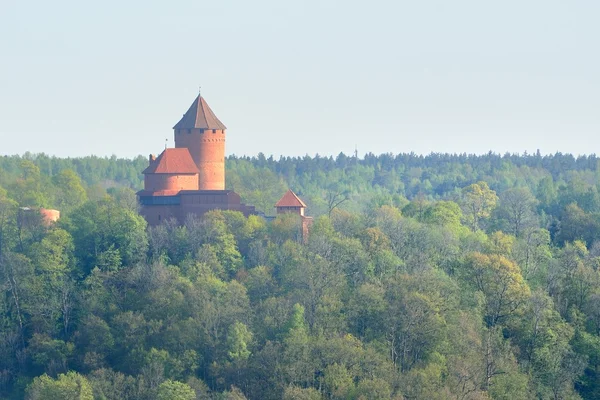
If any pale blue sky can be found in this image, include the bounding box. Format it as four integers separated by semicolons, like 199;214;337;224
1;0;598;158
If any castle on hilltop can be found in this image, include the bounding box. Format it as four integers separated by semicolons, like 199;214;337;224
137;93;311;231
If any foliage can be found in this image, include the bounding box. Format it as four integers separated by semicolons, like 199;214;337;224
26;371;93;400
0;151;600;398
156;380;196;400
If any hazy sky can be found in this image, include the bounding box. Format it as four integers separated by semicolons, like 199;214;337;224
1;0;599;158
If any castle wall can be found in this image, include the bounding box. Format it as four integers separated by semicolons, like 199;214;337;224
139;191;256;226
139;204;182;226
301;216;313;243
144;173;199;192
179;191;255;217
175;128;225;190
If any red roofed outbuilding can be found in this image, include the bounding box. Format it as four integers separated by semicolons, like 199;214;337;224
275;189;312;242
275;189;307;216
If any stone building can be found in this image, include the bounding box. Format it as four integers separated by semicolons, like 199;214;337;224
138;94;255;226
137;92;312;236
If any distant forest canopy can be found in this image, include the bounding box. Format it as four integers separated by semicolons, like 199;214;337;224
2;150;600;214
2;151;600;398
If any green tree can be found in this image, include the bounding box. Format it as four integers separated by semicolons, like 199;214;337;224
227;321;253;361
322;363;355;400
270;213;303;244
495;187;538;237
512;228;551;282
66;197;147;273
536;176;557;210
282;304;313;387
0;189;18;256
422;200;463;229
12;160;48;207
556;203;599;246
347;283;386;340
387;289;447;371
513;289;585;399
26;371;93;400
220;385;248;399
283;385;323;400
0;251;33;338
52;169;87;213
88;368;141;400
186;212;242;275
28;333;74;376
157;380;196;400
462;252;530;326
460;181;498;231
75;315;114;369
355;378;392;400
227;161;287;214
325;184;350;218
107;186;139;212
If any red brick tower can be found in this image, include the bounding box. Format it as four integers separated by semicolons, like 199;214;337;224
173;95;226;190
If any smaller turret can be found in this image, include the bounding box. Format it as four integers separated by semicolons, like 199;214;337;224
275;189;307;216
275;189;312;242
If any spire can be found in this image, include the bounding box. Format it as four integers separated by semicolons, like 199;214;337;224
173;95;227;130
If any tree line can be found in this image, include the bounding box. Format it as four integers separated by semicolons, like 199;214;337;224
0;151;600;398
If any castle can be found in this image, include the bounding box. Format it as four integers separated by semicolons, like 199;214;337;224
137;93;311;231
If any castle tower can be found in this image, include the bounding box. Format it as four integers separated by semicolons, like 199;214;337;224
173;95;227;190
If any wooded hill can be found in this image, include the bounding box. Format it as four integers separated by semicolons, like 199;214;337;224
1;151;600;399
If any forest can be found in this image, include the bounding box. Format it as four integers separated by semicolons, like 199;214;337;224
1;151;600;399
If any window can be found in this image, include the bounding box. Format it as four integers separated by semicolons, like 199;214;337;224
199;129;204;134
212;129;216;134
139;196;180;206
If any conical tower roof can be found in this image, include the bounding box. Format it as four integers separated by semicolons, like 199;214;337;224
173;95;227;130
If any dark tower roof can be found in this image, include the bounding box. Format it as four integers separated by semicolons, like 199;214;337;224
173;95;227;130
275;189;307;208
143;148;200;174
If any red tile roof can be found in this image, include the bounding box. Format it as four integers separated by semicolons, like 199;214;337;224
275;189;307;208
142;148;200;174
173;95;227;130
